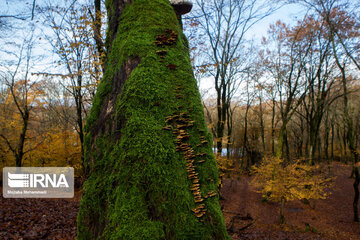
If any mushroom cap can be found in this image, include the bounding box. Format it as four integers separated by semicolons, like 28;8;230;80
170;0;193;15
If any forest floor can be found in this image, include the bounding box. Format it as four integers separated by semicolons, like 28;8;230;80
221;162;360;240
0;162;359;239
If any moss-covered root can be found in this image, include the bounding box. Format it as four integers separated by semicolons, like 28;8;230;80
77;0;229;239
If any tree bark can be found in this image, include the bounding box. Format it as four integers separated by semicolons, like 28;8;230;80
298;115;304;158
259;94;265;153
94;0;104;59
77;1;228;239
271;97;276;156
243;103;250;168
354;166;359;222
331;120;334;160
2;81;31;168
280;197;285;224
276;123;290;161
226;104;233;160
283;129;290;161
323;111;329;162
216;91;226;156
16;110;29;167
75;74;85;172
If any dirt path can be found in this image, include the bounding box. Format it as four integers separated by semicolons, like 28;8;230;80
221;162;360;240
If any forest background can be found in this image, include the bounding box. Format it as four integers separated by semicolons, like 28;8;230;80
0;0;359;189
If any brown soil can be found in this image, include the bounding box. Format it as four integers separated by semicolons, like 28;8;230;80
0;162;359;239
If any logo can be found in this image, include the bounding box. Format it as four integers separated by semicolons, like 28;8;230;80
8;172;69;188
7;172;30;188
3;167;74;198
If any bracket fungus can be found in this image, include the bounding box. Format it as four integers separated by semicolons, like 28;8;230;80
170;0;193;15
163;126;172;131
164;97;218;221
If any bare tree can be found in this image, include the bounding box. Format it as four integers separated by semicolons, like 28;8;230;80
193;0;279;156
300;0;359;221
241;73;256;168
88;0;106;72
262;20;312;159
0;0;37;26
294;14;345;163
0;34;41;167
38;1;104;168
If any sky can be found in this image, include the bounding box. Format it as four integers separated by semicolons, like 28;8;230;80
249;2;308;41
0;0;85;81
195;2;308;98
0;0;308;92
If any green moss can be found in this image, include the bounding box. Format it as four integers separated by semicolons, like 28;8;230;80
77;0;229;239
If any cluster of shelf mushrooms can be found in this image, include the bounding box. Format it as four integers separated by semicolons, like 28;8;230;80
154;7;218;219
154;29;179;71
155;29;178;48
162;86;217;219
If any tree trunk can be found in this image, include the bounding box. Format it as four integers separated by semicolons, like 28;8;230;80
276;127;284;159
331;120;334;160
226;103;233;160
343;124;347;163
277;113;291;161
298;116;304;158
305;126;309;158
324;113;329;162
308;116;322;165
317;134;321;161
216;96;225;157
243;104;249;168
276;125;287;159
271;98;276;156
280;197;285;224
283;129;290;161
75;80;85;172
94;0;105;72
226;128;232;160
336;124;344;160
354;166;359;222
259;95;265;153
16;110;29;167
77;1;228;239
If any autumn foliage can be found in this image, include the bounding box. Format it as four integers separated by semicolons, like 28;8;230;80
0;80;82;174
251;157;333;224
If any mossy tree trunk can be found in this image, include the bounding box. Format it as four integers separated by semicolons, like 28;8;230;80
77;0;229;239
